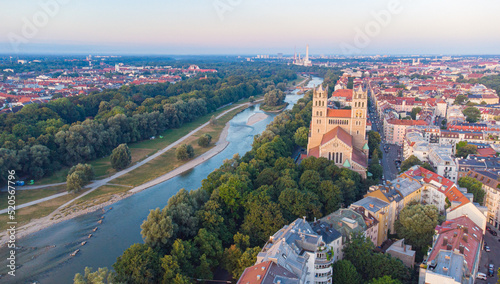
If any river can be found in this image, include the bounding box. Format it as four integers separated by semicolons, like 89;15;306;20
0;76;323;283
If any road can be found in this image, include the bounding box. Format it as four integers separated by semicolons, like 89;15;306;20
0;100;259;214
369;106;401;181
477;226;500;283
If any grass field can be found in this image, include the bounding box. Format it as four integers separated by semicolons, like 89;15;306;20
0;188;89;231
260;103;288;112
0;185;67;211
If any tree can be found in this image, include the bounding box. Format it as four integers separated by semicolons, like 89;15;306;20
197;134;212;147
176;144;194;160
66;164;95;193
394;203;439;251
331;260;362;284
462;106;481;123
294;126;309;148
458;177;485;205
141;207;176;249
110;143;132;170
411;107;422;120
454;94;468;105
263;89;285;107
248;96;255;103
369;275;402;284
232;246;261;279
456;143;478;158
400;155;434;173
113;243;162;284
368;131;381;158
74;267;116;284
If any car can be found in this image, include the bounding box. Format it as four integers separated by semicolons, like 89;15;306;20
490;230;498;236
477;272;487;280
489;264;495;276
484;245;490;252
487;227;492;232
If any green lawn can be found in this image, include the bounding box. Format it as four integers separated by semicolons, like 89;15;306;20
0;185;67;210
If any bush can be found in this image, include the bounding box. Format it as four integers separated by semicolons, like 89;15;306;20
176;144;195;160
110;144;132;170
198;134;212;147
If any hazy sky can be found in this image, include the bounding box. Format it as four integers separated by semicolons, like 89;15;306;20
1;0;499;55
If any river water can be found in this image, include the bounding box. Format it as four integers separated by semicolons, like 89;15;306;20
1;76;322;283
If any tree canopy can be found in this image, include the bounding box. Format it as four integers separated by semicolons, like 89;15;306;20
110;143;132;170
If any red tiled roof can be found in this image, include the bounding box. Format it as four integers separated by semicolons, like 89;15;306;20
321;126;353;148
327;109;351;118
331;89;353;98
427;216;482;273
308;146;320;158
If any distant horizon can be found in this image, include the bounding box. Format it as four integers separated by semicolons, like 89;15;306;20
2;0;500;56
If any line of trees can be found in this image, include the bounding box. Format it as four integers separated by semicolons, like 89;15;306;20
74;90;374;283
0;64;297;182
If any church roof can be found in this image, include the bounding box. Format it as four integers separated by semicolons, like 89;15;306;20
308;146;320;158
327;109;351;118
352;147;368;168
321;126;352;148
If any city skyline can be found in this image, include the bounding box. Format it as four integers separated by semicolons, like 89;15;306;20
1;0;500;55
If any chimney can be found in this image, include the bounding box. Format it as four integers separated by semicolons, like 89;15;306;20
314;217;317;223
446;244;452;250
459;245;465;254
303;216;306;222
443;237;448;246
463;234;468;243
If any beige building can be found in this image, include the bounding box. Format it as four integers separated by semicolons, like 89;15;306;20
307;85;369;178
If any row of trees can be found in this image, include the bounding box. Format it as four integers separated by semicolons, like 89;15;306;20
73;90;373;283
367;131;383;180
1;64;297;182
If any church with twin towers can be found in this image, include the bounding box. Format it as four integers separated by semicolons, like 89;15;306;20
306;85;369;178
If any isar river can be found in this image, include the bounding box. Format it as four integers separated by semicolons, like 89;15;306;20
1;76;323;283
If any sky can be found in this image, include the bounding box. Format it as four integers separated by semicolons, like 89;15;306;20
1;0;500;55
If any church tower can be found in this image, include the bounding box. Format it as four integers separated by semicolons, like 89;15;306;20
351;85;368;151
308;85;328;149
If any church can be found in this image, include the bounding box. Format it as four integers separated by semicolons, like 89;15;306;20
306;85;369;178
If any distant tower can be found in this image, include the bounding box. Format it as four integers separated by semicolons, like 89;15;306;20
115;64;120;72
294;46;297;64
306;45;309;62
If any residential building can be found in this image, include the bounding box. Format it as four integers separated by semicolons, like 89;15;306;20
466;170;500;229
238;260;300;284
386;239;416;268
255;218;336;284
420;216;483;284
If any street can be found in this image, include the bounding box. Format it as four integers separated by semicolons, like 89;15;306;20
477;226;500;283
369;106;400;181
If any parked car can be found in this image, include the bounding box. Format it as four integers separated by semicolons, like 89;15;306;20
490;230;498;236
476;272;486;280
488;264;494;276
484;245;490;252
477;272;487;280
